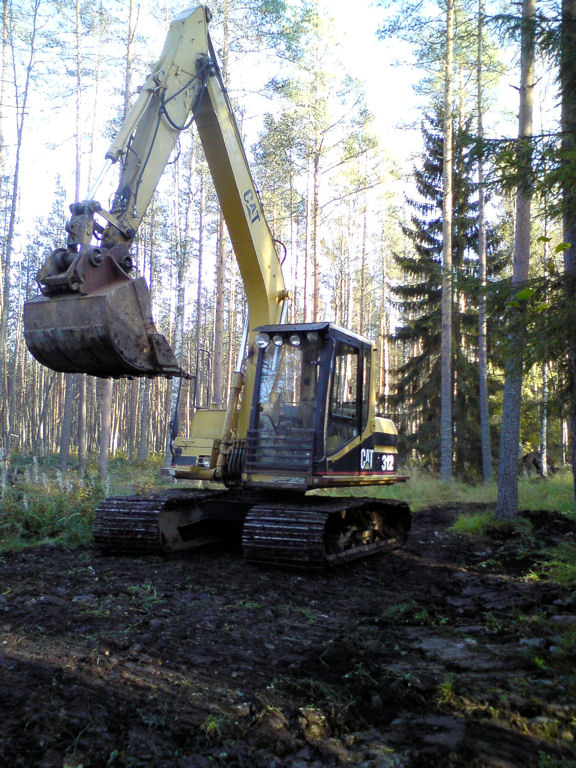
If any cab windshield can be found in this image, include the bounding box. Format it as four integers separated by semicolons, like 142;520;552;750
255;337;322;433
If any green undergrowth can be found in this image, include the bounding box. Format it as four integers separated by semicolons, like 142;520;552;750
450;510;497;536
531;543;576;588
0;453;173;551
325;466;575;515
449;503;576;589
449;510;536;542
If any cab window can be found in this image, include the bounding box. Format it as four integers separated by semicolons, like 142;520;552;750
361;346;371;430
327;341;359;453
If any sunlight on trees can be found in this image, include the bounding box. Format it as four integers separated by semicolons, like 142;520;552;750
0;0;574;510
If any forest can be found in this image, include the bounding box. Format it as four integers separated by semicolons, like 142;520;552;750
0;0;573;501
0;0;576;767
0;0;575;519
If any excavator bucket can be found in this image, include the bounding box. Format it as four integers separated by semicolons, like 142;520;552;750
24;276;184;378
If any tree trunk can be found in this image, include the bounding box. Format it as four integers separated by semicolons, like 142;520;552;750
98;379;113;480
96;0;137;478
34;373;56;456
7;297;23;455
289;156;297;323
359;197;367;336
496;0;536;520
303;155;312;323
87;0;104;185
127;382;136;462
77;0;106;471
477;0;493;482
560;0;576;510
311;149;321;321
58;375;75;472
195;164;205;407
77;375;87;476
0;0;7;395
212;217;226;405
59;0;85;470
124;0;135;116
210;0;228;406
440;0;454;482
137;378;150;462
0;0;7;201
165;160;189;460
1;0;40;453
539;364;548;477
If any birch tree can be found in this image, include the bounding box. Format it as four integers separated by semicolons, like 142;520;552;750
99;0;137;479
58;0;85;473
210;0;229;407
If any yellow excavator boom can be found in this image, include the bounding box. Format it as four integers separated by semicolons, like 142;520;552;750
24;5;287;393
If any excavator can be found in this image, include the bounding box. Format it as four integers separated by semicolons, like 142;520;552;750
23;6;410;567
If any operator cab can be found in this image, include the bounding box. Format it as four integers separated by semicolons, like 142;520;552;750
244;322;399;490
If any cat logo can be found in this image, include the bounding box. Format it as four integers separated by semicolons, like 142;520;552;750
243;189;261;224
360;448;374;470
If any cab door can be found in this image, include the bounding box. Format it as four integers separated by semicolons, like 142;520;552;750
325;335;371;468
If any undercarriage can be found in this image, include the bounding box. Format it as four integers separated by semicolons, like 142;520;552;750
94;489;411;568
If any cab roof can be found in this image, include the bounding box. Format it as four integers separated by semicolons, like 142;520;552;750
253;321;373;347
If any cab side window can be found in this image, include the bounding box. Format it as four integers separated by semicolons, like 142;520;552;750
362;346;371;430
327;341;359;453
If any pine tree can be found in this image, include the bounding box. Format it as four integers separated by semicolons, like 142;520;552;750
560;0;576;507
496;0;536;520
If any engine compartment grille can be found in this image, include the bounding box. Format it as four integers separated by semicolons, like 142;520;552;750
245;427;315;474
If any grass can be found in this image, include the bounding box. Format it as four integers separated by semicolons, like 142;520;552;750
0;453;173;552
533;543;576;588
127;583;166;609
0;479;99;550
366;467;575;515
450;510;495;535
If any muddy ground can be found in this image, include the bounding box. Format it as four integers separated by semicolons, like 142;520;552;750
0;503;575;768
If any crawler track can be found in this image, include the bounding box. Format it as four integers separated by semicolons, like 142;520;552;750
94;490;410;567
93;489;232;553
242;498;411;567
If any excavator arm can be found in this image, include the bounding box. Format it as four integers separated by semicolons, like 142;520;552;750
23;5;286;381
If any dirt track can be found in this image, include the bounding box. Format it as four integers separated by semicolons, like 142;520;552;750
0;503;575;767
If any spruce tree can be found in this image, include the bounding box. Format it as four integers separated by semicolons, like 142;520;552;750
391;112;502;477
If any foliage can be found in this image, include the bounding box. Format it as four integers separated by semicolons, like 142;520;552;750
0;454;172;551
479;8;576;221
0;472;98;551
389;111;508;477
533;543;576;588
378;0;506;112
450;510;495;536
487;268;576;400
